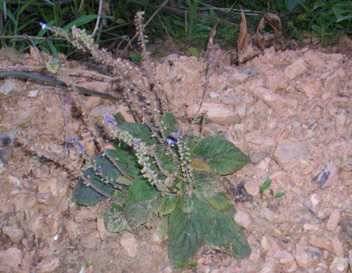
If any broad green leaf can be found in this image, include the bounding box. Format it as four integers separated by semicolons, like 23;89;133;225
168;199;203;268
124;197;159;227
333;2;352;22
103;147;140;179
160;112;179;138
192;170;217;186
94;155;121;185
191;135;249;175
182;135;201;149
190;158;210;172
72;180;106;206
155;218;168;241
168;195;250;267
104;203;129;233
193;196;251;259
127;179;159;203
63;15;98;30
124;179;160;227
155;144;178;174
83;168;116;197
260;179;272;194
118;123;156;146
205;192;233;212
158;195;177;216
181;195;194;214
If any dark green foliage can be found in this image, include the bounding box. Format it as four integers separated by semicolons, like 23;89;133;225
168;198;203;268
103;147;140;181
155;144;179;174
82;168;117;197
2;0;351;55
73;112;251;268
118;123;157;146
160;112;179;138
191;135;250;175
168;194;251;268
104;204;129;233
260;178;272;194
158;195;177;216
123;179;160;227
94;155;122;185
72;180;106;206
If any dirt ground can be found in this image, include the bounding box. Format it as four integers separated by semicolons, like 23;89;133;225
0;45;351;273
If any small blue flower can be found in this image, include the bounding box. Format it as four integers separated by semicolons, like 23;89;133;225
39;22;47;30
65;136;85;154
103;113;118;128
165;136;177;147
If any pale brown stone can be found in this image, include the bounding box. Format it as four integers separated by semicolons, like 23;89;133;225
120;232;138;257
327;210;341;231
332;237;345;257
2;225;24;244
329;257;348;273
309;235;332;252
274;250;298;272
37;257;60;273
234;210;252;229
0;247;23;272
284;59;307;80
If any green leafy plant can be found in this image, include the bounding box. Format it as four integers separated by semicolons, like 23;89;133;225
259;178;272;194
73;112;251;268
259;178;285;199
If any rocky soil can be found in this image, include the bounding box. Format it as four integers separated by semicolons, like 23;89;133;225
0;46;351;273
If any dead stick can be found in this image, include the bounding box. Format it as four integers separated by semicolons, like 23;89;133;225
0;70;119;101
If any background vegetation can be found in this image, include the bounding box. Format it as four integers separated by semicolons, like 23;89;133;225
0;0;352;55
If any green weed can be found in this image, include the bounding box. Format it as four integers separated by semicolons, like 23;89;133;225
73;112;251;268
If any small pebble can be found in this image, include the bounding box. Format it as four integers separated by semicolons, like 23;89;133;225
0;247;23;272
36;256;60;273
274;250;297;272
309;235;332;252
332;237;344;257
234;209;252;228
2;226;24;244
329;257;348;273
326;209;341;231
0;79;16;95
28;89;39;97
120;232;138;257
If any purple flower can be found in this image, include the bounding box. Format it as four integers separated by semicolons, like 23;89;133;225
103;113;118;128
65;136;85;154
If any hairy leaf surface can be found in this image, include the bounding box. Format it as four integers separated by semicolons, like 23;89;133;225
168;198;203;268
158;195;177;216
124;179;160;227
191;135;249;175
83;168;117;197
72;180;106;206
104;203;129;233
193;196;251;259
94;155;121;185
118;123;156;145
103;147;140;180
155;144;178;174
168;195;251;267
160;112;179;138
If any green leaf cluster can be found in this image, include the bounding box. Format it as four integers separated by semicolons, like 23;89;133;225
73;112;251;268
